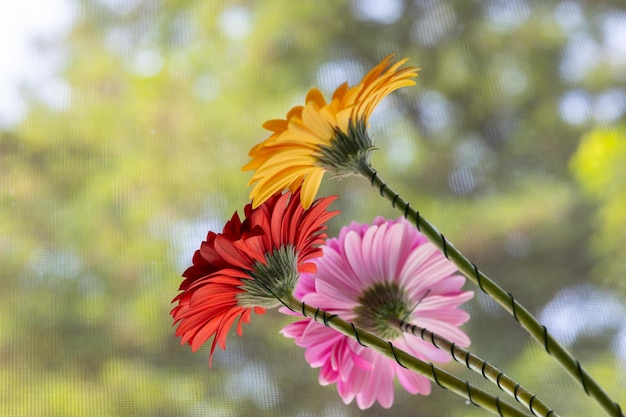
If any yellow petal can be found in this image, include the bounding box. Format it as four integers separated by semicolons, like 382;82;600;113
300;168;325;209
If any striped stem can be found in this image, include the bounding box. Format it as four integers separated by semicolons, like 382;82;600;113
281;293;532;417
357;161;623;417
395;319;556;417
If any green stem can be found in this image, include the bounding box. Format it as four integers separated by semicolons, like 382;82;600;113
394;319;557;417
357;161;623;417
281;293;531;417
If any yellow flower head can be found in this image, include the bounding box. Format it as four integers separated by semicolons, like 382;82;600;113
243;55;419;209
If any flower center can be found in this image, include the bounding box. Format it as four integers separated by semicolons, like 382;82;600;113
314;118;375;177
353;281;412;340
237;245;299;309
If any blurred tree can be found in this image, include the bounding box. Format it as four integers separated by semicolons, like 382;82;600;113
570;124;626;293
1;0;624;416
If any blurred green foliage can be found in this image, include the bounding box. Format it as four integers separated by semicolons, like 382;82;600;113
571;124;626;292
1;0;625;416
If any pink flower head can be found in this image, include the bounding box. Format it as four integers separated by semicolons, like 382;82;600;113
281;217;474;409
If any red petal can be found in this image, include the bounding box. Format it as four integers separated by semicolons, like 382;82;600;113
213;234;251;270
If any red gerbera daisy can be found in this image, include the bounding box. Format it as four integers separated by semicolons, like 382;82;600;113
171;188;338;365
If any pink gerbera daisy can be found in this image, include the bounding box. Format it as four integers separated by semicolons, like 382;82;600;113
281;216;474;409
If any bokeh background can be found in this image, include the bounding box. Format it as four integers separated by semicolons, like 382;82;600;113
1;0;625;416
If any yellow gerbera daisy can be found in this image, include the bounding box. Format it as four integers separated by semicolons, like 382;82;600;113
243;55;419;209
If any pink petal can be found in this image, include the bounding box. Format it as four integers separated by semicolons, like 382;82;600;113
314;277;359;309
368;222;389;285
396;365;431;395
418;291;474;311
344;230;370;287
356;354;394;409
398;336;452;363
383;222;408;281
416;317;472;346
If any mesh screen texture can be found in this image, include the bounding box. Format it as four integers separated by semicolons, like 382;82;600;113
1;1;625;416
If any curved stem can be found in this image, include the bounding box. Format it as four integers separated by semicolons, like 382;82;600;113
281;293;531;417
394;319;556;417
357;161;623;417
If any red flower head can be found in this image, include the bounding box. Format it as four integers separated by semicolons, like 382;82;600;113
171;188;338;365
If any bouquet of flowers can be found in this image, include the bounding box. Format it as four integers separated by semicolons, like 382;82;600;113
171;56;622;417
